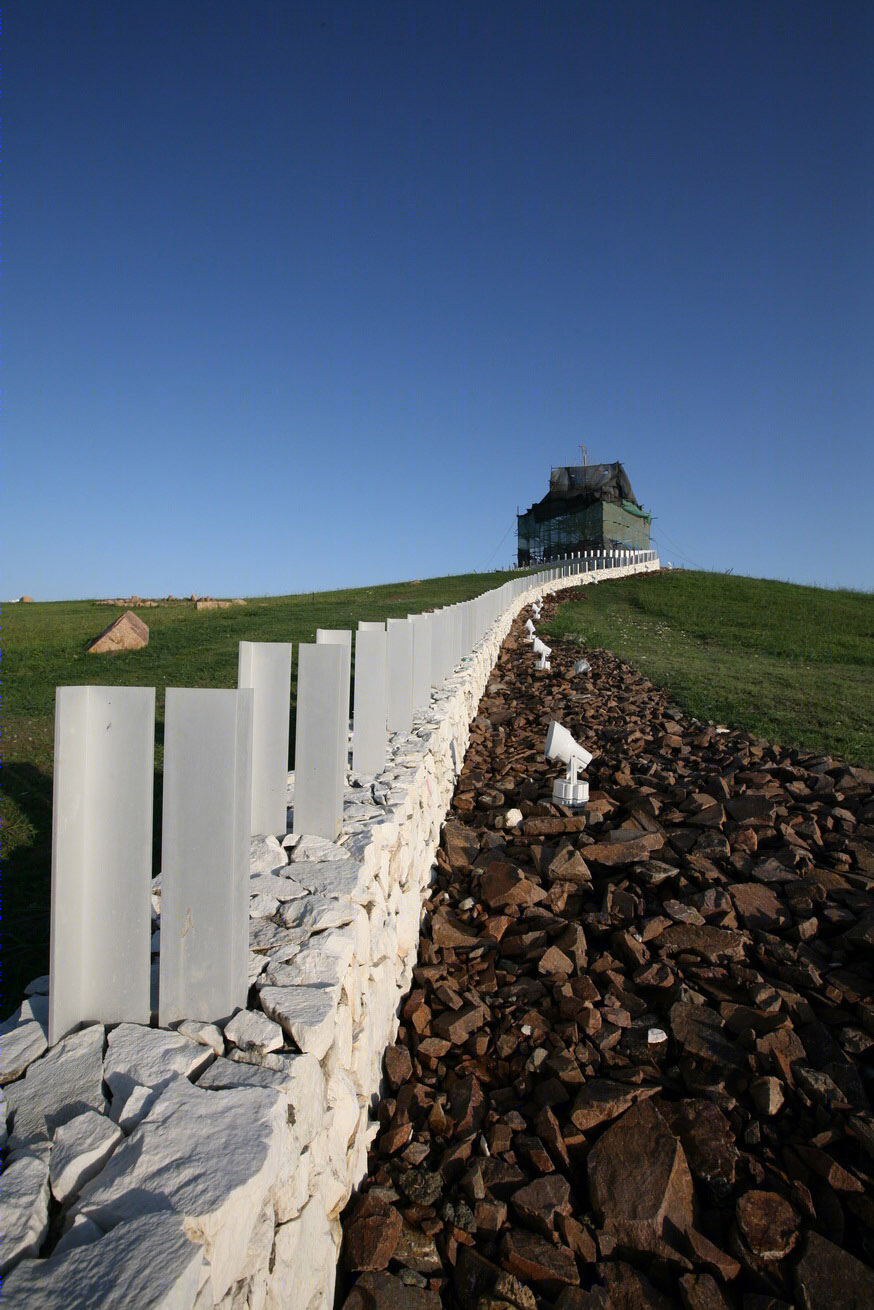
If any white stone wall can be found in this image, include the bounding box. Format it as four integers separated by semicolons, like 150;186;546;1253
0;560;658;1309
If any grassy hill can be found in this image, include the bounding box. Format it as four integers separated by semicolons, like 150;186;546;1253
544;569;874;769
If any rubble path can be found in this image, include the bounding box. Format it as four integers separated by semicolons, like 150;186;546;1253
338;594;874;1310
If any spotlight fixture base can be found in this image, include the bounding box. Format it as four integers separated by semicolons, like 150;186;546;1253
552;778;589;806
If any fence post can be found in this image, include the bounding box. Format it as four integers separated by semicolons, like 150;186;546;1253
159;688;253;1026
316;628;352;727
386;617;414;733
238;641;292;837
408;613;432;713
352;623;387;775
293;644;347;840
49;686;155;1045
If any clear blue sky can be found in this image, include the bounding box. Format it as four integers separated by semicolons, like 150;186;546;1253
6;2;872;599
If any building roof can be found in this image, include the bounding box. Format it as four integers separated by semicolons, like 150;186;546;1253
520;461;642;520
545;461;639;505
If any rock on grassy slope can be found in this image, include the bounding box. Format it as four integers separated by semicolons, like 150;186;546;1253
338;595;874;1309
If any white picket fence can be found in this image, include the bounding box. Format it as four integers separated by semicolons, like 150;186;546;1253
48;548;657;1043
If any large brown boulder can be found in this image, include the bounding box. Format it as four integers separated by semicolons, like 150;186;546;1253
87;610;149;654
587;1099;694;1259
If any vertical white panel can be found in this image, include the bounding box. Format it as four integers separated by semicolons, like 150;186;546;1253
49;686;155;1044
449;606;460;670
352;624;387;775
316;628;352;730
428;610;443;687
293;644;346;840
408;613;432;713
386;618;414;733
238;641;292;837
462;602;473;658
159;688;253;1026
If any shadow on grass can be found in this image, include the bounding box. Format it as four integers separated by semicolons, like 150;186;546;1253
2;762;54;1019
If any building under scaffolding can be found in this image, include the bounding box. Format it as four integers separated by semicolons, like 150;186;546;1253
517;461;651;566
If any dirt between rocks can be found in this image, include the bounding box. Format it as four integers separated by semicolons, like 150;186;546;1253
337;593;874;1310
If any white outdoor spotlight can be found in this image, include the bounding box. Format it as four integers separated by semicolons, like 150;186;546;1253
532;600;543;618
532;637;552;671
573;658;591;675
545;720;593;806
524;618;537;643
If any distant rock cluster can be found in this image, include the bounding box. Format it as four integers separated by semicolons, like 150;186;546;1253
94;595;246;608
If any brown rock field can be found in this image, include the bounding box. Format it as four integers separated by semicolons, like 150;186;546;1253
338;593;874;1309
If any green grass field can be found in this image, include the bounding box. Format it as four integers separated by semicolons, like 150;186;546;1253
545;570;874;768
0;570;526;1014
3;566;872;1018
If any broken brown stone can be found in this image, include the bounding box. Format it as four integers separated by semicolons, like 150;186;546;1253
384;1044;413;1090
546;845;593;886
735;1191;799;1261
794;1231;874;1308
582;833;664;865
443;822;482;869
678;1272;733;1310
501;1229;579;1292
479;863;547;909
588;1099;694;1259
538;945;574;977
569;1079;658;1133
510;1174;572;1237
433;1004;485;1045
342;1271;442;1309
343;1199;403;1270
